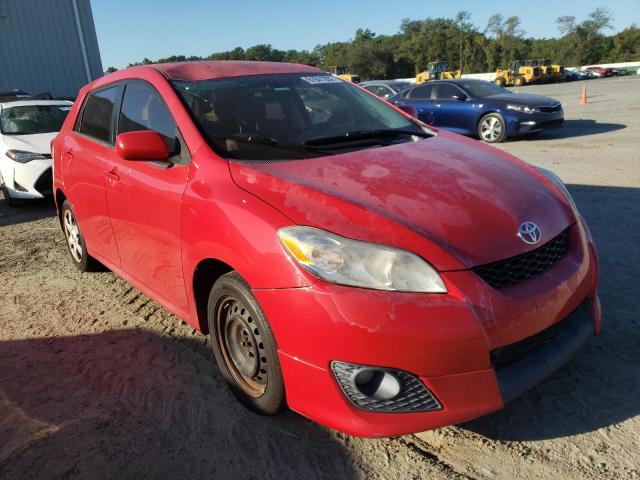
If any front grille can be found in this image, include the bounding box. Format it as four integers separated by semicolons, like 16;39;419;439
473;228;570;289
491;300;587;370
538;104;562;113
34;168;53;196
538;119;564;129
331;361;441;413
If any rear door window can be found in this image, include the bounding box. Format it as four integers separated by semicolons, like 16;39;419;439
78;86;119;143
407;84;434;100
434;83;463;100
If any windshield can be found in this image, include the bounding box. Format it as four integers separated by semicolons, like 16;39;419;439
0;104;71;135
390;82;412;93
172;73;426;160
458;81;511;98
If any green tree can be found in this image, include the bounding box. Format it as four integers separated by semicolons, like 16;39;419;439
556;7;614;65
608;25;640;62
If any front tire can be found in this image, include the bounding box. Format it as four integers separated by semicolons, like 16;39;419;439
61;200;100;272
208;271;285;415
2;184;17;207
494;76;506;87
478;113;507;143
514;75;525;87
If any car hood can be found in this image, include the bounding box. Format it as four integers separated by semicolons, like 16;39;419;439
229;131;574;270
485;93;561;106
1;132;56;154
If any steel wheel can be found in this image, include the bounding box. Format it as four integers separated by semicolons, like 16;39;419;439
215;295;268;398
63;209;83;263
479;115;505;143
207;271;285;414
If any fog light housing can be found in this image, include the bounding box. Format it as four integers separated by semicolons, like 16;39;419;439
14;181;28;192
331;361;441;413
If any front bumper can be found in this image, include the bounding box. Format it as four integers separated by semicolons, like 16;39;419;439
0;157;52;199
254;222;600;437
505;110;565;136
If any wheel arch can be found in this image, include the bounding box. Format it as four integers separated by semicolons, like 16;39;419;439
192;258;235;334
476;110;504;130
54;188;67;228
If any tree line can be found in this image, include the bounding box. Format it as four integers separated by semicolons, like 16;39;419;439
110;8;639;81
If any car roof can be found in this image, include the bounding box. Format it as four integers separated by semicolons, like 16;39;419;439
0;99;73;108
0;89;28;95
361;80;412;86
425;79;478;85
152;61;322;81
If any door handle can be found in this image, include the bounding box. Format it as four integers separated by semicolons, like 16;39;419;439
435;103;442;108
106;168;119;182
63;149;73;161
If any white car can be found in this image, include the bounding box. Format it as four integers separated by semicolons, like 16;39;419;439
0;99;72;205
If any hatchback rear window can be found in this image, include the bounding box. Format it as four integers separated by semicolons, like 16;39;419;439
78;86;119;143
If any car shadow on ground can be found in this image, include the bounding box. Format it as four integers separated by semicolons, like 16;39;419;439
523;119;626;141
460;184;640;441
0;194;56;227
0;329;357;479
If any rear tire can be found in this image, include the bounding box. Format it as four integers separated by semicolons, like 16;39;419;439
494;76;506;87
477;113;507;143
61;200;101;272
208;271;285;415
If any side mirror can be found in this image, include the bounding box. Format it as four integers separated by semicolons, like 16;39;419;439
396;105;418;118
116;130;170;161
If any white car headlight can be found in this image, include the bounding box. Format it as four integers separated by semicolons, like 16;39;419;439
278;226;447;293
507;104;536;114
6;150;48;163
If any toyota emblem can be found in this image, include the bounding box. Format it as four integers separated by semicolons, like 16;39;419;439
518;222;542;245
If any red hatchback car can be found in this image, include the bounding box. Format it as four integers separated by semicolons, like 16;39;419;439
52;61;601;437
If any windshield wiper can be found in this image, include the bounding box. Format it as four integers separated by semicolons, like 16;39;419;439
304;128;432;146
212;134;328;154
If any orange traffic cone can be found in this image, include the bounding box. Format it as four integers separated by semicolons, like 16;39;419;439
580;82;588;104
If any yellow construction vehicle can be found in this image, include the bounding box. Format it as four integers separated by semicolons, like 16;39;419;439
538;59;565;82
328;66;361;83
416;61;461;84
494;61;542;87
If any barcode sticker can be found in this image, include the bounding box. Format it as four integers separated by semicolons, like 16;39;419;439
300;76;343;85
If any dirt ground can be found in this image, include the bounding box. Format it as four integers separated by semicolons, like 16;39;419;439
1;75;639;480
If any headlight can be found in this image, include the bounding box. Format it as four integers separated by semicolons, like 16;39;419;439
506;104;536;114
6;150;47;163
536;167;578;211
278;226;447;293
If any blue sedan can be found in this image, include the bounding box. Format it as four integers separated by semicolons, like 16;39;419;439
388;79;564;143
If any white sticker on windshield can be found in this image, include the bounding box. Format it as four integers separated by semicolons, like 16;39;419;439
301;75;343;85
59;106;72;111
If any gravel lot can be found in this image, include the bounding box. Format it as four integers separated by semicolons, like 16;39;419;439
1;75;639;480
